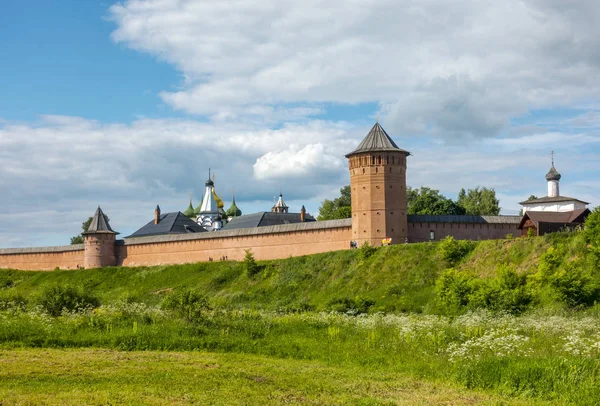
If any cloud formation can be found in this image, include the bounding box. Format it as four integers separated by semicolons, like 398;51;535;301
110;0;600;137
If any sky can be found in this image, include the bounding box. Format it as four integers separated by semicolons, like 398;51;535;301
1;0;600;247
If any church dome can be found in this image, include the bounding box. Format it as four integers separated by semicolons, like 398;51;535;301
212;189;224;209
183;200;196;218
226;196;242;217
546;166;561;181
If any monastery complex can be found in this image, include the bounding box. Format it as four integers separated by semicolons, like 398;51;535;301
0;123;591;271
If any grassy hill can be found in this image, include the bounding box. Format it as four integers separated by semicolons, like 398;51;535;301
2;231;600;405
0;231;586;314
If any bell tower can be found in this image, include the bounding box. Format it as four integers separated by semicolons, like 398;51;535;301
346;122;410;247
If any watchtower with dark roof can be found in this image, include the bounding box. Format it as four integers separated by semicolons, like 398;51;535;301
346;122;410;246
82;206;118;268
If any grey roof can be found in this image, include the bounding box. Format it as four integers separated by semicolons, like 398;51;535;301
520;195;589;205
125;212;206;238
222;211;316;230
119;218;351;246
82;206;117;234
345;122;410;157
408;215;522;224
546;166;561;181
0;244;83;255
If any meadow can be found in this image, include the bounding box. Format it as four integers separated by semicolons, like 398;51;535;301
1;218;600;404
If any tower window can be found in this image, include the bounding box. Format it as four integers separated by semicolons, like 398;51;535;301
371;156;375;165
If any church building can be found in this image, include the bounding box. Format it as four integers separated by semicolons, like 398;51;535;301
518;158;590;236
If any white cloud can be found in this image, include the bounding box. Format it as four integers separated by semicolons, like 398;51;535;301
254;143;343;180
109;0;600;137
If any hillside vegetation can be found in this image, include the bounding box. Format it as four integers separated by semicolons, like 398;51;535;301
2;219;600;404
0;229;597;314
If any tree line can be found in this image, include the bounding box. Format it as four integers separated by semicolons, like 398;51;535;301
317;185;501;220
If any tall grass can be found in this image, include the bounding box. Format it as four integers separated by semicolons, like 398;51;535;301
0;304;599;404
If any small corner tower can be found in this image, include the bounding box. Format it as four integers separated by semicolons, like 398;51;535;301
546;152;561;198
82;206;118;268
345;122;410;247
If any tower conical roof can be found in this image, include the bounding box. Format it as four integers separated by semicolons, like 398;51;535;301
546;166;561;181
345;122;409;157
83;206;117;234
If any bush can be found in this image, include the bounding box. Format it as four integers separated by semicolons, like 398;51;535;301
327;296;375;314
38;284;100;316
549;260;600;308
244;249;260;277
359;241;377;260
583;206;600;246
435;268;477;312
0;291;28;311
439;236;476;265
470;267;532;314
162;288;210;322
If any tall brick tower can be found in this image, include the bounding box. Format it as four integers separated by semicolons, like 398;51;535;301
346;122;410;247
83;206;118;268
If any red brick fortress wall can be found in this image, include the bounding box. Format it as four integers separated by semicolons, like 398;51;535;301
0;245;85;271
408;216;521;243
0;220;352;271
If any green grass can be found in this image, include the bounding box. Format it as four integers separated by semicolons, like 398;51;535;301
0;235;558;313
0;348;548;405
1;231;600;405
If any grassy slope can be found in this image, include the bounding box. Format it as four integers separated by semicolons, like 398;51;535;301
0;234;565;312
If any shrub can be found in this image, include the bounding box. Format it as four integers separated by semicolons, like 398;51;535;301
549;261;600;308
38;284;100;316
470;267;532;314
359;241;377;260
162;288;210;322
439;236;475;265
327;296;375;314
0;291;28;311
505;233;514;240
583;206;600;246
244;249;260;277
435;268;478;312
536;246;565;282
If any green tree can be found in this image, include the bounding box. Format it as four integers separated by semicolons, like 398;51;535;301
317;186;352;220
70;214;110;245
456;186;500;215
407;187;465;215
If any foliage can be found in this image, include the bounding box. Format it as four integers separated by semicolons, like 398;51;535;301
548;261;600;308
456;187;500;216
435;268;477;312
469;267;532;314
243;249;260;277
438;236;475;265
70;213;110;245
162;288;210;322
326;296;375;314
37;284;100;316
317;186;351;220
583;206;600;248
359;240;377;260
407;187;465;215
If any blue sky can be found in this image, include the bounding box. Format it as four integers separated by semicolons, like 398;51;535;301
1;0;600;247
